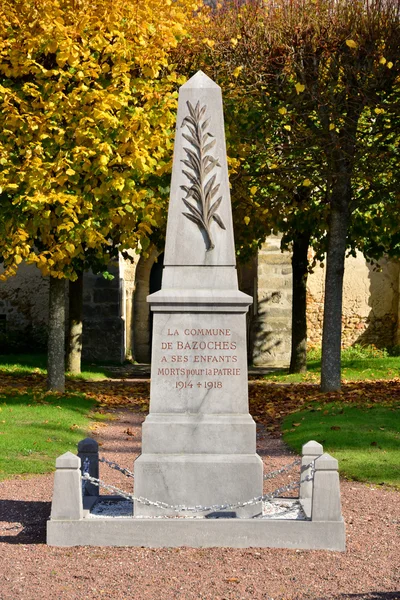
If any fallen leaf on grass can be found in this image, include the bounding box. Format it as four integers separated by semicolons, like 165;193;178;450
330;426;341;431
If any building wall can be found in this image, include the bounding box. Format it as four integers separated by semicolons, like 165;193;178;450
252;241;400;366
307;252;400;349
1;241;399;365
0;260;126;363
252;236;293;366
0;262;49;335
120;251;140;361
81;262;125;363
132;248;163;363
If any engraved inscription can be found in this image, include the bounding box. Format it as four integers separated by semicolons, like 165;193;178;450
156;327;242;390
181;100;226;251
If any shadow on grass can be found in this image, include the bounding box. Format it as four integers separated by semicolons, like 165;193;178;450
0;354;115;379
0;499;50;544
1;393;94;412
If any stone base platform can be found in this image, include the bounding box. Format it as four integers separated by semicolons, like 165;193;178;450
47;516;345;551
48;441;345;551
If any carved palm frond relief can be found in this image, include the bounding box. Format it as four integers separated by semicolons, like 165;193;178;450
180;100;225;251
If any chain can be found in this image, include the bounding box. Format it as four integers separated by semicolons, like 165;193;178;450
82;463;315;513
263;458;301;480
97;455;300;482
81;457;90;495
99;456;135;479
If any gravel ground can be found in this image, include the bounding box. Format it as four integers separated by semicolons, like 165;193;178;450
0;408;399;600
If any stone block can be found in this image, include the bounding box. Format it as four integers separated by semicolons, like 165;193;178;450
134;454;263;518
46;516;345;550
148;311;249;414
259;275;291;291
51;452;83;521
78;438;99;497
300;441;323;517
83;303;120;319
260;254;291;265
55;451;80;469
141;414;256;454
311;453;342;522
93;289;120;304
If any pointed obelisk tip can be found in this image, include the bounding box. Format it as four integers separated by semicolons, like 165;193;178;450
181;70;220;90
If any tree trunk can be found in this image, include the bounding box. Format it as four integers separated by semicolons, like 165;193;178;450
47;276;66;392
66;272;83;374
289;230;311;373
321;199;350;392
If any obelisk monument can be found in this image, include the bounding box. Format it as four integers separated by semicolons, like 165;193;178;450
134;71;263;517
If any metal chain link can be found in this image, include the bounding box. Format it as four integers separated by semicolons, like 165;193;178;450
99;456;135;479
263;458;301;480
97;455;301;482
82;462;315;513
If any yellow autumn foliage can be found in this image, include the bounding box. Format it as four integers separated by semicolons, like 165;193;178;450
0;0;197;280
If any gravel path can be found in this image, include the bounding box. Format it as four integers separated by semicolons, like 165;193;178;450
0;408;399;600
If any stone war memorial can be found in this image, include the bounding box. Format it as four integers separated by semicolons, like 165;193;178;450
47;72;345;550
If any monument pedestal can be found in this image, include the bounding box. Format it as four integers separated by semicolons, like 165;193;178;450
134;290;263;518
135;454;262;518
132;72;264;518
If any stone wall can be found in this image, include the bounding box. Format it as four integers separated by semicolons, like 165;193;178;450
252;236;292;366
119;251;140;361
0;262;49;344
81;263;125;363
237;258;257;361
132;247;162;363
1;243;399;365
0;260;127;362
307;252;400;349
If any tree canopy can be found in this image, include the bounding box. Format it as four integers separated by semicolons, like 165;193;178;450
185;0;400;388
0;0;196;281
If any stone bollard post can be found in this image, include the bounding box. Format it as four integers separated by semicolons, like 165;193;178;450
300;440;323;503
311;453;342;522
50;452;83;520
78;438;99;497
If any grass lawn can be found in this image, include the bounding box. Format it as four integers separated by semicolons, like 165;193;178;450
1;350;399;488
282;402;400;488
0;353;111;380
263;345;400;383
0;390;95;480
